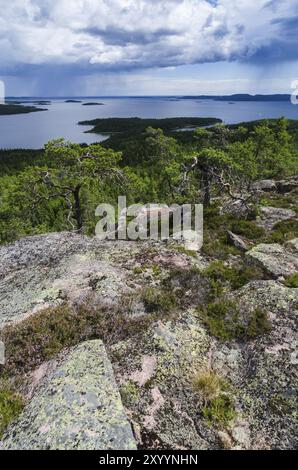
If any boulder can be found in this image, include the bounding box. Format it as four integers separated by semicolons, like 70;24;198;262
227;230;249;251
246;243;298;277
252;180;277;192
276;177;298;194
0;340;137;450
256;206;296;231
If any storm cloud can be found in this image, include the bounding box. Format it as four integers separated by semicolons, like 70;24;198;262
0;0;297;94
0;0;297;70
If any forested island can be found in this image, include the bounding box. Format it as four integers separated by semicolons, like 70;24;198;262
181;94;291;101
0;104;48;115
82;102;104;106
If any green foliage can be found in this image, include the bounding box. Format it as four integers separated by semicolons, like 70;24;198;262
283;273;298;288
246;308;272;338
197;300;243;340
203;260;267;297
0;117;297;246
0;139;126;242
140;287;177;314
0;104;46;115
202;395;236;428
0;388;24;437
231;220;265;239
197;299;271;340
120;380;140;407
266;219;298;244
228;118;298;181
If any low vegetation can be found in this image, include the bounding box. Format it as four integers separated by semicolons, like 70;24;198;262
266;219;298;244
203;260;268;296
193;370;236;427
0;388;24;437
140;287;177;314
283;273;298;288
197;299;271;340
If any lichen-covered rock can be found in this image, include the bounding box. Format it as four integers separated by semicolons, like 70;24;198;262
0;232;202;328
0;233;132;327
0;340;136;450
246;243;298;277
0;232;297;450
252;180;277;192
227;231;248;252
226;281;298;449
111;278;298;450
276;176;298;194
112;309;214;450
256;206;296;231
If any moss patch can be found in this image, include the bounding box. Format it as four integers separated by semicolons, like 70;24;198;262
140;287;177;314
231;220;265;240
120;380;140;407
0;388;24;437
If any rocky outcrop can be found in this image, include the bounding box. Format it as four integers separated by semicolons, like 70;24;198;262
0;340;136;450
227;281;298;449
0;232;297;450
111;279;298;450
251;176;298;194
252;180;277;192
246;243;298;277
0;233;138;327
256;206;296;231
276;176;298;194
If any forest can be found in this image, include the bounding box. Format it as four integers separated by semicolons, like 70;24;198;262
0;117;297;247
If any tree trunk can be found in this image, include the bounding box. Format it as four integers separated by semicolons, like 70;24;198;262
73;184;83;231
202;169;211;206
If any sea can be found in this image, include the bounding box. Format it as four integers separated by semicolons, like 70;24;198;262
1;96;298;149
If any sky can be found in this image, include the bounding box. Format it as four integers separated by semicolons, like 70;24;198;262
0;0;297;96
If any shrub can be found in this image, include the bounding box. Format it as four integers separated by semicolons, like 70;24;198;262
0;301;165;377
203;261;267;298
197;300;271;340
246;308;272;338
197;300;243;340
231;220;265;239
267;219;298;244
141;287;177;314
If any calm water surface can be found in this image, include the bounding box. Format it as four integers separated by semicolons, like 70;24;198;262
1;97;298;149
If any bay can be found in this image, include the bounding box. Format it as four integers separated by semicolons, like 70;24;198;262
1;96;298;149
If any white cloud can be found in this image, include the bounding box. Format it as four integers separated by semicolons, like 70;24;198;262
0;0;297;71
